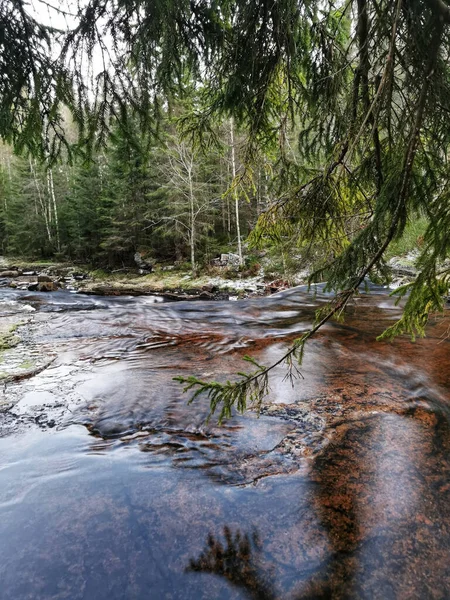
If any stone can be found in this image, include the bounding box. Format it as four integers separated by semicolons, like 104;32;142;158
212;253;242;267
221;253;240;266
37;275;53;282
37;281;58;292
199;291;214;300
202;284;217;293
134;252;153;273
0;270;19;277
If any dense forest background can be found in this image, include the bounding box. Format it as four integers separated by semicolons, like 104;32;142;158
0;109;270;269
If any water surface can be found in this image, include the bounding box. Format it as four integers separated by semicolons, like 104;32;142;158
1;286;449;599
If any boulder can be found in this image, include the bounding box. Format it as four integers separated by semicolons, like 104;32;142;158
222;253;240;266
266;279;289;294
199;290;214;300
72;272;87;280
134;252;153;273
37;281;58;292
0;270;19;277
211;253;242;267
37;274;53;282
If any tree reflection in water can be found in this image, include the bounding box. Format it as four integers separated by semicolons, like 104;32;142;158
187;526;277;600
188;410;450;599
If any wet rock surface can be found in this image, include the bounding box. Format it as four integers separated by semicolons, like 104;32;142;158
0;285;449;599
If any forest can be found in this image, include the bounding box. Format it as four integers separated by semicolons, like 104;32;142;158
0;113;275;273
2;1;450;294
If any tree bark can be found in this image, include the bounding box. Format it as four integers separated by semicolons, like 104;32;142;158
230;118;243;266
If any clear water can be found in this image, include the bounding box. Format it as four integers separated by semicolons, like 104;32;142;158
1;287;449;599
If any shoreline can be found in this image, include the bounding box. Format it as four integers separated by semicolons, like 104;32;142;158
0;255;421;301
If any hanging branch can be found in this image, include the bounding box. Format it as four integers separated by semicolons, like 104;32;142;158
176;4;445;423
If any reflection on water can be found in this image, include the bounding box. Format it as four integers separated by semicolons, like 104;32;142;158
188;527;276;600
0;286;449;598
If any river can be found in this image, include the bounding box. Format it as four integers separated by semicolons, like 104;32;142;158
0;286;449;599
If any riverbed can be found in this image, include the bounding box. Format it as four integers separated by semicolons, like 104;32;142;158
0;286;449;599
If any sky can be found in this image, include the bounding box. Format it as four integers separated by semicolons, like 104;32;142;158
28;0;113;83
29;0;80;30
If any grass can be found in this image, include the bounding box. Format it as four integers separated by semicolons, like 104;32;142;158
386;217;428;262
86;268;247;291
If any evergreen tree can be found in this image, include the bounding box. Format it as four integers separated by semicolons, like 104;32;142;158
60;157;105;262
98;120;155;266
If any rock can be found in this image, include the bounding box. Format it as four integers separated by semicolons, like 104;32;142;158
202;284;217;293
72;272;87;280
27;283;39;291
134;252;153;273
222;253;240;266
211;253;242;267
0;270;19;277
37;274;53;282
266;279;290;294
37;281;58;292
199;291;214;300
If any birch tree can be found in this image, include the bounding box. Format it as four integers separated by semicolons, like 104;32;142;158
157;134;217;275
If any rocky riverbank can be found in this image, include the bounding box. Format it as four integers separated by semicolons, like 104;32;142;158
0;257;297;300
0;253;430;302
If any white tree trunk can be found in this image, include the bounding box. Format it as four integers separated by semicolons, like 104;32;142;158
188;169;196;275
230;118;243;266
30;157;52;242
47;168;60;251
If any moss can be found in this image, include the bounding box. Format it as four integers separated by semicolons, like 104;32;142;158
18;359;35;370
0;329;20;351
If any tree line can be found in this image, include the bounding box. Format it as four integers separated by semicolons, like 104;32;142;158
0;111;277;271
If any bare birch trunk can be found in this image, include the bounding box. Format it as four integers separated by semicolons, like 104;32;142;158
230;118;243;266
30;157;52;243
47;168;60;251
188;168;196;275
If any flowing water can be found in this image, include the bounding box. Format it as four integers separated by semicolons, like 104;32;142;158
0;286;449;599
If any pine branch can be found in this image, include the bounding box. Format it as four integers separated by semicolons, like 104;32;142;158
176;13;446;422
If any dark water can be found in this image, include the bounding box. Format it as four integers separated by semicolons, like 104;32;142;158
0;286;449;599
